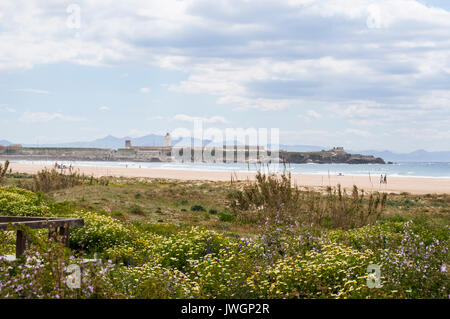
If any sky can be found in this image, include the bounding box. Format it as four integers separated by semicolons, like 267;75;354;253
0;0;449;152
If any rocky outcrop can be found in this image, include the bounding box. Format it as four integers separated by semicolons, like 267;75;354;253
280;149;385;164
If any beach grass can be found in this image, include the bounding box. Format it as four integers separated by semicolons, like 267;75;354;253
0;169;449;299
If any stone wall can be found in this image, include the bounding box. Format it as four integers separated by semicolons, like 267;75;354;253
0;147;171;162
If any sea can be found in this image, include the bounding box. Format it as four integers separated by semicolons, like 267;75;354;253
12;160;450;179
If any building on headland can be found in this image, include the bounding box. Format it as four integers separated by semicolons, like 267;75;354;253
0;132;275;163
123;135;172;162
280;147;385;164
169;144;269;163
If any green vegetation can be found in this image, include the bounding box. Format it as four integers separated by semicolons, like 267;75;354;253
0;186;48;216
0;164;448;299
190;204;206;212
0;160;9;185
280;149;385;164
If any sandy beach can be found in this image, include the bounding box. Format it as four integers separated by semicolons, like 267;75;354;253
7;162;450;194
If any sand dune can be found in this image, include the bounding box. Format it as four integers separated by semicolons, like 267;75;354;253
8;162;450;194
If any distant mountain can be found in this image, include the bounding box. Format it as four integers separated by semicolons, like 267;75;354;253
22;134;204;149
23;134;177;149
25;135;127;149
11;135;450;162
0;140;13;146
353;149;450;162
278;144;327;152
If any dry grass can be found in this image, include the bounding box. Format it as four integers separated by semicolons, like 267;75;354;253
5;170;448;237
46;178;246;234
18;165;110;193
228;171;387;229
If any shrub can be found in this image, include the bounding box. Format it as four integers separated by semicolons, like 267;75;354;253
253;242;378;299
218;211;235;222
112;263;199;298
0;160;10;185
377;221;449;298
228;171;386;229
0;186;48;216
208;208;218;215
69;211;136;254
0;239;119;298
156;227;228;271
191;204;206;212
136;223;180;237
327;223;403;252
111;211;125;218
105;232;162;266
129;204;145;215
19;166;84;193
0;230;15;255
191;240;265;298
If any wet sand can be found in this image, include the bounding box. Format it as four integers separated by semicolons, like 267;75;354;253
8;162;450;194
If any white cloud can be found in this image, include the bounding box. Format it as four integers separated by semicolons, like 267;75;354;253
148;115;165;120
306;110;321;119
0;0;450;149
14;88;49;94
297;109;322;121
346;128;372;137
19;112;85;123
279;129;339;145
99;106;110;111
127;129;153;138
217;95;293;111
0;105;15;113
174;114;228;124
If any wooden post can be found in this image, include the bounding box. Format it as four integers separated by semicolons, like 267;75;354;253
59;225;69;247
16;230;27;258
48;227;58;242
1;216;84;257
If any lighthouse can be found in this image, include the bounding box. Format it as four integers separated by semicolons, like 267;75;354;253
164;132;171;147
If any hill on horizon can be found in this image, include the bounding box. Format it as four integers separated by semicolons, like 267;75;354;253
21;134;172;149
0;140;13;146
3;134;450;162
352;149;450;162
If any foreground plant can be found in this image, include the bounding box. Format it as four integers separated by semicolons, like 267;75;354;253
228;171;386;229
0;160;10;185
0;231;119;298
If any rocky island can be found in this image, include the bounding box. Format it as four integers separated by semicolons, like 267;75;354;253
281;147;385;164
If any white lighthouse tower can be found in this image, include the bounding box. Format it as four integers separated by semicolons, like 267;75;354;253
164;132;171;147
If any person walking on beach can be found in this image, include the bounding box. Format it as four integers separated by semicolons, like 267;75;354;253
384;174;387;184
380;174;383;185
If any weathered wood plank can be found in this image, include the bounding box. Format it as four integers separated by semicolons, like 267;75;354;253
15;230;27;258
0;216;84;257
0;216;48;222
59;225;70;247
0;218;84;230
